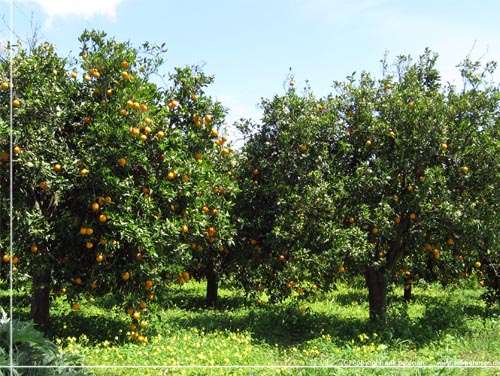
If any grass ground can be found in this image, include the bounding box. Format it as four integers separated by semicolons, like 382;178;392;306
2;278;500;375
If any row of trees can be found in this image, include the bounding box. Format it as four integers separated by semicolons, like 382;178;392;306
1;32;499;335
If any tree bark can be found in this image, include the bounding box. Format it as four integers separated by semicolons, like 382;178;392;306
205;258;218;308
365;266;388;324
30;270;51;328
403;280;412;302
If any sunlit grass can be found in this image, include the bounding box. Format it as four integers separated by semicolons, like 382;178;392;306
19;279;494;375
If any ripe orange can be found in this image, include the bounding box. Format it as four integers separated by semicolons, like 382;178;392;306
388;131;395;138
71;303;80;311
372;227;379;234
91;70;100;78
118;157;127;167
181;225;189;233
83;75;91;83
139;300;147;309
75;277;83;285
205;114;212;123
338;266;345;273
132;311;141;320
394;216;401;224
169;100;179;109
121;61;130;69
1;82;9;90
86;242;94;249
53;164;62;172
210;128;218;138
99;214;107;223
440;143;448;151
407;185;414;192
122;272;130;281
279;255;285;261
462;166;469;174
409;213;416;220
2;254;9;263
96;253;104;263
39;181;48;190
365;140;372;147
31;245;38;253
474;261;481;268
300;144;307;152
85;228;93;236
348;216;355;224
182;175;189;182
121;71;130;80
12;99;20;107
119;108;127;116
13;146;20;154
167;171;175;180
80;168;90;176
135;252;143;261
147;293;155;301
91;203;100;211
144;117;152;125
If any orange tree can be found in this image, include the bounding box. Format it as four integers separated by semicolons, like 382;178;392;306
235;50;500;322
327;50;500;322
0;30;238;337
233;82;368;304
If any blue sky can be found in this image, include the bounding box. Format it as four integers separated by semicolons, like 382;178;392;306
2;0;500;144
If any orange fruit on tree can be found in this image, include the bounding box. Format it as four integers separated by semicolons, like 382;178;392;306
1;82;9;90
139;300;147;309
53;164;62;172
91;203;100;211
122;272;130;281
96;253;105;263
147;293;155;301
181;225;189;233
132;311;141;320
121;61;130;69
31;245;38;253
85;228;93;235
2;254;10;263
86;242;93;249
99;214;107;223
338;266;345;273
118;157;127;167
474;261;481;268
71;303;80;311
39;181;48;190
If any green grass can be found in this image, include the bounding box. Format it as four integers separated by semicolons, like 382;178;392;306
2;279;500;375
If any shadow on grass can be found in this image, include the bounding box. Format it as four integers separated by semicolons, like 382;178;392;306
146;284;499;350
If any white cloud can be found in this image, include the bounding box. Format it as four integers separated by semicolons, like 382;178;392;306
15;0;125;21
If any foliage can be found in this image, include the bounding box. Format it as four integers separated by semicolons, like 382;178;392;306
0;308;89;375
0;30;239;340
235;49;500;320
